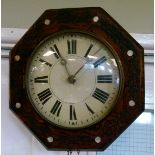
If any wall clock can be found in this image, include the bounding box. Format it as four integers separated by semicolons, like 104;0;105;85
10;7;144;151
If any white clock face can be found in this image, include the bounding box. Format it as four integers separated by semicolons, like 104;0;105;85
26;31;122;129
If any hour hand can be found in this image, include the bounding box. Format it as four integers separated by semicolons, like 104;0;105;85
50;45;75;84
60;59;70;76
60;59;76;84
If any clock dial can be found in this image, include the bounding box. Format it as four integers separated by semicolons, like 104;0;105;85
26;31;122;129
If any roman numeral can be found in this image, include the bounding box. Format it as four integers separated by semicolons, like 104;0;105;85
39;59;52;67
84;44;93;57
93;56;107;68
97;75;112;83
34;76;48;83
70;105;77;120
67;40;76;54
50;44;61;59
92;88;109;104
85;103;94;114
50;100;62;117
37;88;52;105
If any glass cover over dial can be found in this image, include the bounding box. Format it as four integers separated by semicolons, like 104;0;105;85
26;31;122;129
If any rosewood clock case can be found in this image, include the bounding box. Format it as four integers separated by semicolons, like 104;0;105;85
9;7;144;150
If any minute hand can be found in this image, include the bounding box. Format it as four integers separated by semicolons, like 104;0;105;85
68;47;103;83
73;62;87;78
71;47;102;78
70;59;90;81
67;62;87;84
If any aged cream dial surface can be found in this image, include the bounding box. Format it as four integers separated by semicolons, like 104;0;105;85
26;31;122;129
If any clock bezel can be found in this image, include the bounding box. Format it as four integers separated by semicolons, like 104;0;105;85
25;30;124;130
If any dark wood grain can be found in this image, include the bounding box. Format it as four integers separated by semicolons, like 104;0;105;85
9;7;144;151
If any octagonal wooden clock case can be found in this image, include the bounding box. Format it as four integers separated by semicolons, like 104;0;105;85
9;7;144;151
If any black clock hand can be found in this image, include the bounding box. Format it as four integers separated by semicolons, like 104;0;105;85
51;45;75;84
68;47;102;83
60;59;71;76
72;60;89;77
67;58;90;84
60;59;76;84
